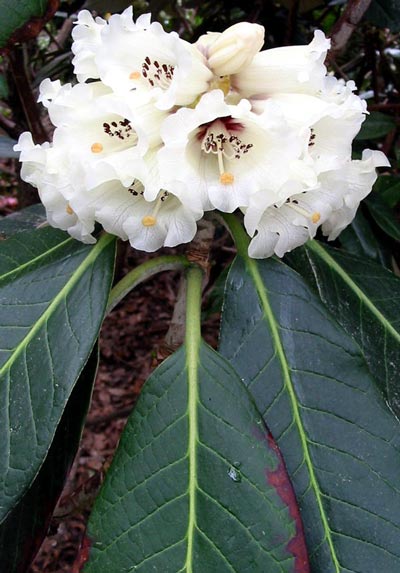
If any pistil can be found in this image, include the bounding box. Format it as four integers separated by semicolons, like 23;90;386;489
141;191;169;227
286;200;320;223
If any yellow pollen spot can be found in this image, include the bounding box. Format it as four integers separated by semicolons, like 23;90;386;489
129;71;141;80
220;172;234;185
142;215;157;227
312;212;321;224
91;142;103;153
66;204;74;215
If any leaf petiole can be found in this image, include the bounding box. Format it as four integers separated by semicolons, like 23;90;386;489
107;254;191;313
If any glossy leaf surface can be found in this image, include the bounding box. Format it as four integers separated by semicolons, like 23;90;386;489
0;204;46;238
356;111;395;140
220;254;400;573
0;0;58;49
338;209;390;267
289;240;400;414
0;227;115;522
0;347;98;573
365;194;400;241
85;341;308;573
374;175;400;209
366;0;400;32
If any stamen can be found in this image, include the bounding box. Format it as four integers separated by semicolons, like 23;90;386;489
200;120;253;185
129;71;141;80
103;118;135;141
141;57;175;89
128;179;145;196
66;204;74;215
91;142;103;153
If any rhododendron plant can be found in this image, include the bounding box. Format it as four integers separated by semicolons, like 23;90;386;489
1;4;399;573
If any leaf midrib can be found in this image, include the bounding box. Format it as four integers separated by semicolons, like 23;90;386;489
0;233;113;523
306;241;400;343
245;256;341;573
184;267;202;573
0;233;113;379
0;234;73;283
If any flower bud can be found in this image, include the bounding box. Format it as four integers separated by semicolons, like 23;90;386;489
197;22;265;76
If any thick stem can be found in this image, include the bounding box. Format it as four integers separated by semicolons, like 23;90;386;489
106;254;190;314
159;220;215;359
185;265;203;348
220;212;249;258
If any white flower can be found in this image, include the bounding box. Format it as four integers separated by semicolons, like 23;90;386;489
245;150;390;258
262;79;367;174
72;178;201;252
158;90;304;213
196;22;265;76
14;133;96;243
38;79;167;192
74;7;213;110
322;150;390;239
71;10;107;82
232;30;330;99
15;12;390;257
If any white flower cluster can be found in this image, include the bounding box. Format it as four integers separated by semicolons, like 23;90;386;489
16;8;389;256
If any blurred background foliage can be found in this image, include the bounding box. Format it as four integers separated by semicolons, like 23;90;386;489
0;0;399;267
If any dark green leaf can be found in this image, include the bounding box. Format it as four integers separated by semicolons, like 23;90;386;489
289;241;400;414
0;346;98;573
220;254;400;573
366;0;400;32
0;0;58;49
85;342;308;573
0;228;116;523
0;74;9;99
0;136;18;159
365;194;400;241
374;175;400;208
356;111;395;140
0;204;46;238
337;209;391;266
202;263;231;318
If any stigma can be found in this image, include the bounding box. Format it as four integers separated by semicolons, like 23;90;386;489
142;215;156;226
199;118;252;186
91;142;103;153
140;191;169;227
220;172;234;185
